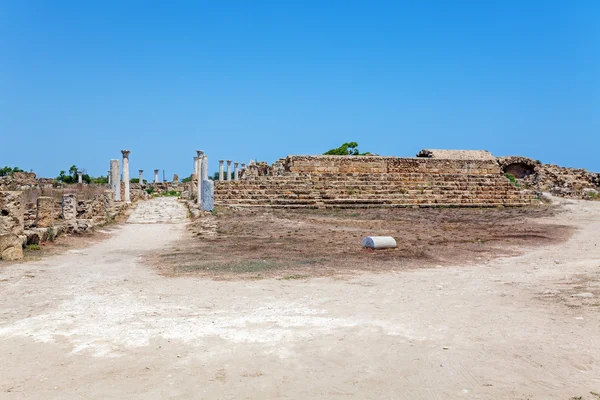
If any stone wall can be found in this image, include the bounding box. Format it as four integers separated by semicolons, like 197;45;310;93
284;156;502;175
215;155;536;208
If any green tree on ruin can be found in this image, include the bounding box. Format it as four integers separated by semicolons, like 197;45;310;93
323;142;370;156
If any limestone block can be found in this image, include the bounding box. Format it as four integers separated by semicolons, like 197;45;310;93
0;233;23;260
0;191;24;235
61;194;77;221
36;196;55;228
202;180;214;211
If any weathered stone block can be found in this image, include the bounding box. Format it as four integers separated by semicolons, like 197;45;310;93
61;194;77;221
0;191;24;235
36;196;55;228
0;233;23;260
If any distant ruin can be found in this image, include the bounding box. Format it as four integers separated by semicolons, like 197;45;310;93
213;150;600;208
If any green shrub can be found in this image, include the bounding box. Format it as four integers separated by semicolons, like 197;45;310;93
145;187;155;194
27;244;41;250
47;227;55;241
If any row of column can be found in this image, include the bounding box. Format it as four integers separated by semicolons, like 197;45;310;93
218;160;245;181
109;150;162;203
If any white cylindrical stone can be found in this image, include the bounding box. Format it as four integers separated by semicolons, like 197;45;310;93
233;162;239;180
218;160;224;181
110;159;121;201
77;171;83;184
154;169;159;184
121;150;131;202
226;160;232;181
107;171;111;186
361;236;397;250
139;170;144;184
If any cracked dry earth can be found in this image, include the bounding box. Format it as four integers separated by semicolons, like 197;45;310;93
1;196;600;399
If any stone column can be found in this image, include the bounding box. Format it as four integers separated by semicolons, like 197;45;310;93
233;162;239;181
226;160;232;181
218;160;224;181
107;171;111;186
110;159;121;201
241;163;246;179
36;196;54;228
196;151;204;206
139;170;144;184
190;157;199;200
154;169;159;184
121;150;131;202
201;154;209;181
77;171;83;184
61;194;77;222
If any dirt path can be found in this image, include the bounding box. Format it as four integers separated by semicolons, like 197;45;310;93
1;197;599;399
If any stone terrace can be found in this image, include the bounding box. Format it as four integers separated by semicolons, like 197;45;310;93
215;155;537;208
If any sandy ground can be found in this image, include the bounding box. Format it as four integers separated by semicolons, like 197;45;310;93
1;197;599;399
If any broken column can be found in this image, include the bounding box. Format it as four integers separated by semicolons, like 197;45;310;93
110;159;121;201
103;190;115;220
36;196;54;228
196;150;204;205
234;162;239;181
202;179;214;212
226;160;232;181
154;169;159;184
77;171;83;184
218;160;224;181
190;157;199;200
121;150;131;203
61;194;77;222
139;170;144;184
107;171;111;186
241;163;246;179
0;191;24;261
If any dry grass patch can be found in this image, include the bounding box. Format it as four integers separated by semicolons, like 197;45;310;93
149;205;574;280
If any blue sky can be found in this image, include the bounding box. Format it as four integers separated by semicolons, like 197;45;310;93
1;0;598;178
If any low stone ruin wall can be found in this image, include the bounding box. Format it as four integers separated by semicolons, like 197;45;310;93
498;156;600;199
215;155;536;208
0;189;133;261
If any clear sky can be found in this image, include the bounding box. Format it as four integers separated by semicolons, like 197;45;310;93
1;0;598;178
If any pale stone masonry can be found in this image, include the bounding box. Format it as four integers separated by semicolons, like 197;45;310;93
226;160;232;181
154;169;159;184
110;159;121;201
121;150;131;202
139;170;144;184
77;171;83;184
234;162;239;180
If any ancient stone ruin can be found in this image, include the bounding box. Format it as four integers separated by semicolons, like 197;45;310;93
213;151;537;208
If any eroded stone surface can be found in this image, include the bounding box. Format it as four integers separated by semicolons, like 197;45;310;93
0;191;24;235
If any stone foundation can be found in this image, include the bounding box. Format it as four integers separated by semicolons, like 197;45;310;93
216;155;536;208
